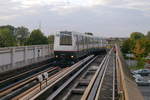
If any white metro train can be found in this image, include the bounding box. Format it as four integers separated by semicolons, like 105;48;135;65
54;31;108;61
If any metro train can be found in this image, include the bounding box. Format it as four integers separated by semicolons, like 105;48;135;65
54;31;108;62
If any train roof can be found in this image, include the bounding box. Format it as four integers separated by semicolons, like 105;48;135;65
56;31;105;39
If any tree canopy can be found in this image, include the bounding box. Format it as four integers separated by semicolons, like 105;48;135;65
0;27;16;47
133;40;145;58
147;31;150;38
122;32;150;69
121;39;132;53
0;25;16;36
0;25;54;47
122;32;150;57
130;32;145;40
16;26;30;45
26;29;48;45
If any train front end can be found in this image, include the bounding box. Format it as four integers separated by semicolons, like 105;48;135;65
54;31;77;64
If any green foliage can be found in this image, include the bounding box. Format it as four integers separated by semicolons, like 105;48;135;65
122;31;150;69
122;32;145;55
0;25;16;36
0;25;49;47
0;28;16;47
130;65;144;70
122;32;147;56
138;37;150;56
133;40;145;58
137;58;145;68
48;35;54;44
16;26;30;46
130;32;144;40
129;57;145;70
121;39;133;53
26;29;48;45
147;31;150;38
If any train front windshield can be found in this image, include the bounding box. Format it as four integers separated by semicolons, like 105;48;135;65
60;31;72;45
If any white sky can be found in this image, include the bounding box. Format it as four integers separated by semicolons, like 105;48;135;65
0;0;150;37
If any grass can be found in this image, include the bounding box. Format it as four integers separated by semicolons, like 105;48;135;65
129;65;144;70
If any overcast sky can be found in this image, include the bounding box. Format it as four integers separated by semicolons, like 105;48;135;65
0;0;150;37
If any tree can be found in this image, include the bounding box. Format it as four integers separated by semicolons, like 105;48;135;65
133;40;145;58
130;32;144;40
122;31;150;69
16;26;30;45
139;37;150;57
48;35;54;44
26;29;48;45
147;31;150;38
0;28;16;47
121;39;132;53
0;25;16;36
132;39;147;68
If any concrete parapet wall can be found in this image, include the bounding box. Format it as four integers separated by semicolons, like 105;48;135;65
0;44;54;73
115;45;144;100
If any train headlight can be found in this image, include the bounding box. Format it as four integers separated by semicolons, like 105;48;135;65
55;55;58;58
71;56;74;58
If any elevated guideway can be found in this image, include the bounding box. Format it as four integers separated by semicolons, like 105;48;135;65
0;44;144;100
